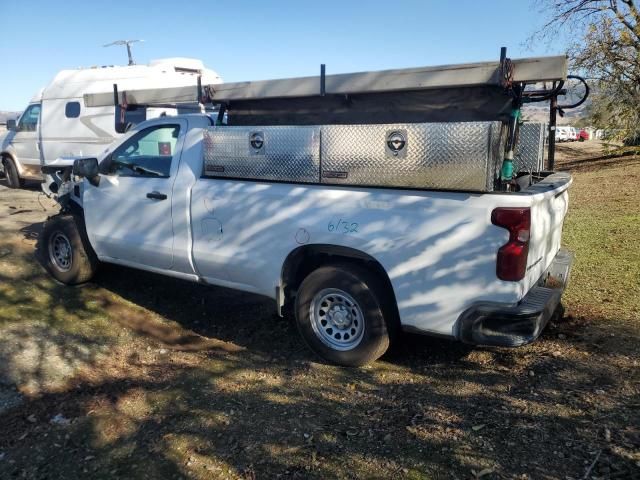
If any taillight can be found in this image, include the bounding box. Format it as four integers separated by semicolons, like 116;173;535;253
491;207;531;281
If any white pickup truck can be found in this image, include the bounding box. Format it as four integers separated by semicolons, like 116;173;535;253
37;54;577;366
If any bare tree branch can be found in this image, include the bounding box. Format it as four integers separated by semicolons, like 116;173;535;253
531;0;640;143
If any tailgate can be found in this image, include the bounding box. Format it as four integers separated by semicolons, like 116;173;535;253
523;172;572;291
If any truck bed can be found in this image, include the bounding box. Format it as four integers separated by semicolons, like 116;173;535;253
185;127;571;337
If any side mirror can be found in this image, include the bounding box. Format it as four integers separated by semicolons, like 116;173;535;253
6;119;16;131
73;157;100;187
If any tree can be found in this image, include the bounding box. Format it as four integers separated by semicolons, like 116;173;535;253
534;0;640;144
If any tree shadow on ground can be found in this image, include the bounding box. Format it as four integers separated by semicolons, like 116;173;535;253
93;261;476;367
0;324;637;479
0;222;637;479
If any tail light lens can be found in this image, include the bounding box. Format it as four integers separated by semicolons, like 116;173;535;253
491;207;531;281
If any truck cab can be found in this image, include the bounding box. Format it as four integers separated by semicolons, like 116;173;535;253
83;115;193;271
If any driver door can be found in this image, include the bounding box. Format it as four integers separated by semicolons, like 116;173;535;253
83;120;186;270
12;104;41;169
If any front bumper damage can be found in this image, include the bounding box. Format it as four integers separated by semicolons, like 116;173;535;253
456;248;573;347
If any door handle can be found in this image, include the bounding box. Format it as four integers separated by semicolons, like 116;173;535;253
146;191;167;200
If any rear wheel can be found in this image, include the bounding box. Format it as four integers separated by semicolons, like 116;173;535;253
3;157;24;189
295;264;391;366
38;214;98;285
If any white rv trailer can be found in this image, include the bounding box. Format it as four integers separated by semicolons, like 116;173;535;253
0;58;222;188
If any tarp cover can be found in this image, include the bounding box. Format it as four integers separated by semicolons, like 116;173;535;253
224;86;513;125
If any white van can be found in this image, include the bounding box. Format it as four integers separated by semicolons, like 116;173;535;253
0;58;221;188
555;126;572;142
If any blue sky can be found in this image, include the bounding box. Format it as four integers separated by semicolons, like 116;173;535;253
0;0;563;111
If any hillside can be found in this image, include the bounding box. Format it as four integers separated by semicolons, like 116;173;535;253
522;80;592;126
522;102;588;125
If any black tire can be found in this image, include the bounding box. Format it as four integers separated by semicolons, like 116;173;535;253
37;214;98;285
3;157;24;189
295;264;391;366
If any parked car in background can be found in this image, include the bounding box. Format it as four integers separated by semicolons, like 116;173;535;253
0;58;221;189
578;129;589;141
555;126;571;142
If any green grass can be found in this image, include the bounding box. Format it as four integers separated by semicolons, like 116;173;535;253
561;158;640;324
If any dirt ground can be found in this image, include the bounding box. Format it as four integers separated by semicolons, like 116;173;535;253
0;142;638;479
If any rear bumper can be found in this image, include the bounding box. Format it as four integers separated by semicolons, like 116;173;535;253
456;248;573;347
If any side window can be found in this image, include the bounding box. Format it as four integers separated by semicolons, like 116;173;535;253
108;124;180;178
17;104;41;132
65;102;81;118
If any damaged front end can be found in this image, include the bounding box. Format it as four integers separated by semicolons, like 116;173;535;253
41;157;83;211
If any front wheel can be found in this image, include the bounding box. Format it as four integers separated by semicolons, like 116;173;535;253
3;157;24;189
295;264;391;366
38;214;98;285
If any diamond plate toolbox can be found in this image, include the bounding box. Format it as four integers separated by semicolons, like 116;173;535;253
203;126;321;183
321;122;505;191
514;122;546;173
203;122;506;191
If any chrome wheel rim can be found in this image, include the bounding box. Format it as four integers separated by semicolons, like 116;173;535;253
310;288;365;351
48;232;73;272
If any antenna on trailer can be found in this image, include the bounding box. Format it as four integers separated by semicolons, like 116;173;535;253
103;39;144;66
